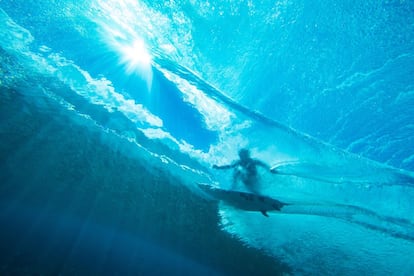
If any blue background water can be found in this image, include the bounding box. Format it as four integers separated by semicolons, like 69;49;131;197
1;0;414;275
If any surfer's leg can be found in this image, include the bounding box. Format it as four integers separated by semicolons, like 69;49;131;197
244;176;260;194
245;184;259;194
232;169;242;188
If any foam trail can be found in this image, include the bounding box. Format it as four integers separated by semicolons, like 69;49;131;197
277;202;414;241
271;161;414;186
152;57;301;136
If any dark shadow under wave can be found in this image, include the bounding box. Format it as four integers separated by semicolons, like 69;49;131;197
0;87;291;275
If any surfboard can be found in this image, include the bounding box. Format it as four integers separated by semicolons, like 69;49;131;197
197;183;288;217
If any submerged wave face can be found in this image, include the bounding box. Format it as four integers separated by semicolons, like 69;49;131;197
1;0;414;275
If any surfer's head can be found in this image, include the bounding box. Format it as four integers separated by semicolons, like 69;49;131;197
238;148;250;160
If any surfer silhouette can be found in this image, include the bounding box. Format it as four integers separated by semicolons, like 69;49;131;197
212;148;271;194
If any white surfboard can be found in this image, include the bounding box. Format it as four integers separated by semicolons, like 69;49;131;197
197;183;288;217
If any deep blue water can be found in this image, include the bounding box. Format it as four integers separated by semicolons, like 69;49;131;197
1;0;414;275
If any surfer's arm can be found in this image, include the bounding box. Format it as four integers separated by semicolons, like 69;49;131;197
212;162;238;170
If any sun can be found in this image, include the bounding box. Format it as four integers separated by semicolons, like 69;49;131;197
117;38;153;90
119;38;152;74
98;15;153;90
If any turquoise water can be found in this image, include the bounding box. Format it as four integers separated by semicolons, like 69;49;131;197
1;0;414;275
